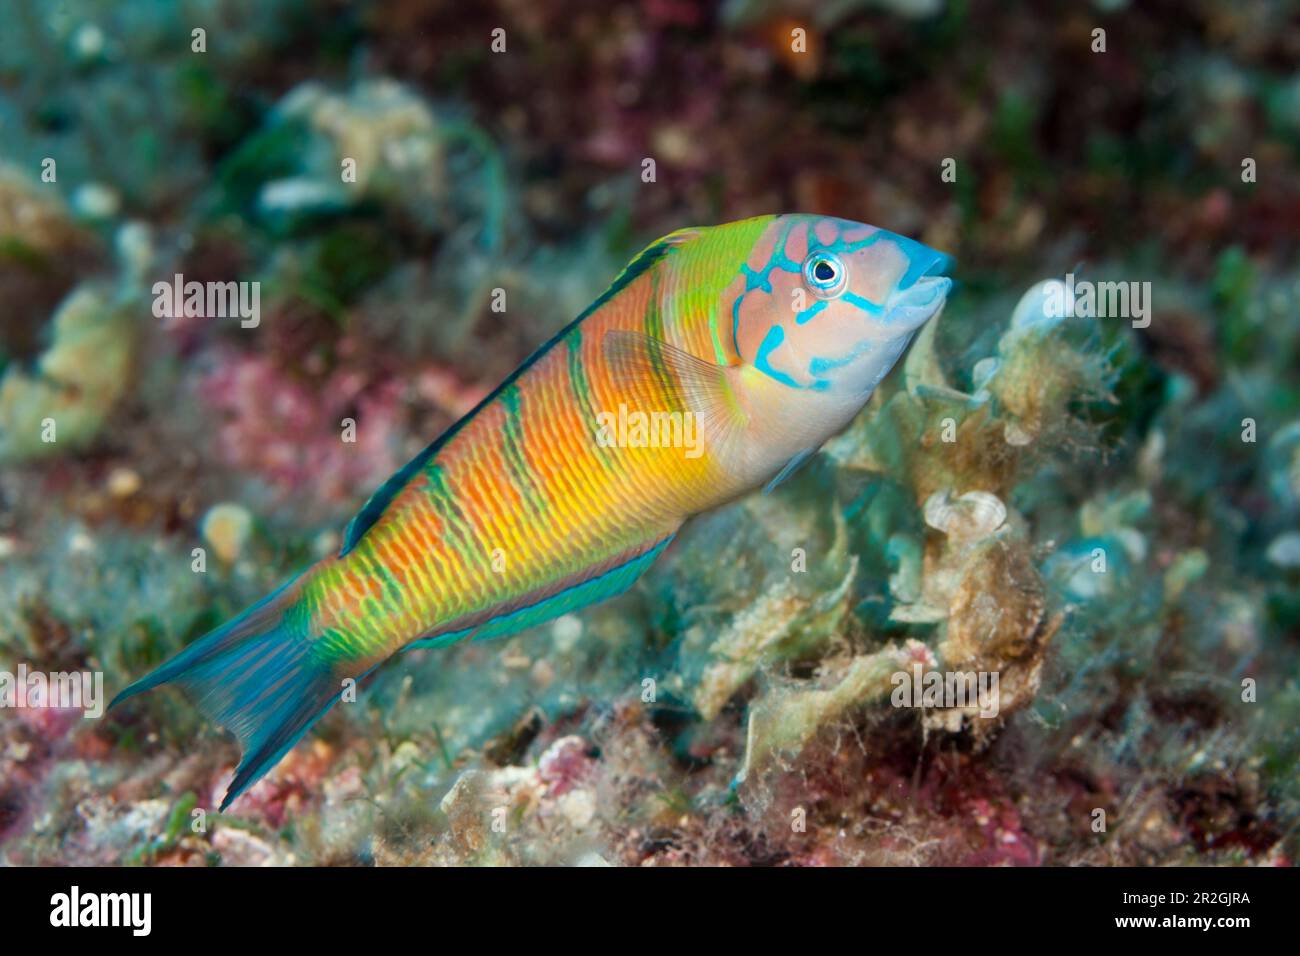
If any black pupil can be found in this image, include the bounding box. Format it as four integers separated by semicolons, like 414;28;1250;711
814;260;836;281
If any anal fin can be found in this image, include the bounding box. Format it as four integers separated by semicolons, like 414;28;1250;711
404;533;678;652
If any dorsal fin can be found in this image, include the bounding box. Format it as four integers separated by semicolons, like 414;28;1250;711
573;227;699;323
340;445;437;556
338;229;698;558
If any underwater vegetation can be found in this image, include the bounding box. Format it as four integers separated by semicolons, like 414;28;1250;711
0;0;1298;866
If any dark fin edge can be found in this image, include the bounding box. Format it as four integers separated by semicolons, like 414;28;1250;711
111;572;345;812
339;230;701;557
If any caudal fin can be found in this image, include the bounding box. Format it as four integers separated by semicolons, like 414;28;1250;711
112;573;345;811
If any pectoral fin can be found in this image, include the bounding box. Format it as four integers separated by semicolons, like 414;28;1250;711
602;329;750;463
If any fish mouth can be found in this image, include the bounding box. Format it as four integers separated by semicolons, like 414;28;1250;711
875;233;954;330
885;253;953;332
898;274;953;308
918;248;954;279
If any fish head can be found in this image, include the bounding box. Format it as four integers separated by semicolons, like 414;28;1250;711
729;214;952;400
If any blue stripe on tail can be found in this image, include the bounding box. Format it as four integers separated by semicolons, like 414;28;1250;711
111;572;345;811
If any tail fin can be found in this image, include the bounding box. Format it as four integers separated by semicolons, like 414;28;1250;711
111;573;344;811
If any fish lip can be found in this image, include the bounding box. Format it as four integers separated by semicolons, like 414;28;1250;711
868;233;955;330
890;274;953;311
888;232;953;282
894;242;954;307
881;272;952;335
921;251;954;278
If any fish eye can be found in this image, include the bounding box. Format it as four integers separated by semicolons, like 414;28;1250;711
803;252;847;298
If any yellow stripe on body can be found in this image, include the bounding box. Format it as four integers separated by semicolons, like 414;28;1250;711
306;243;739;662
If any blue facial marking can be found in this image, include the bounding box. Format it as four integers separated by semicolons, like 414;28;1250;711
734;219;947;385
754;325;798;387
809;338;874;376
794;299;827;325
736;219;889;346
843;290;883;315
733;263;779;353
755;324;831;390
741;263;772;294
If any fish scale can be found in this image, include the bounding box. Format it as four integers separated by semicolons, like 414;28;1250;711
113;213;953;809
312;291;705;659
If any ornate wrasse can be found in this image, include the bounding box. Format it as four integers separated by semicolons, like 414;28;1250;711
113;213;953;809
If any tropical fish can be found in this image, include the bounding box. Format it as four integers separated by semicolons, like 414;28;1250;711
113;214;953;809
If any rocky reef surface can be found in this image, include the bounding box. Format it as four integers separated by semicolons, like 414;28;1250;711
0;0;1296;865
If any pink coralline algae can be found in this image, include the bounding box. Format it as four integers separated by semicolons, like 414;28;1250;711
869;754;1042;867
212;739;339;830
538;735;597;797
199;352;405;505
